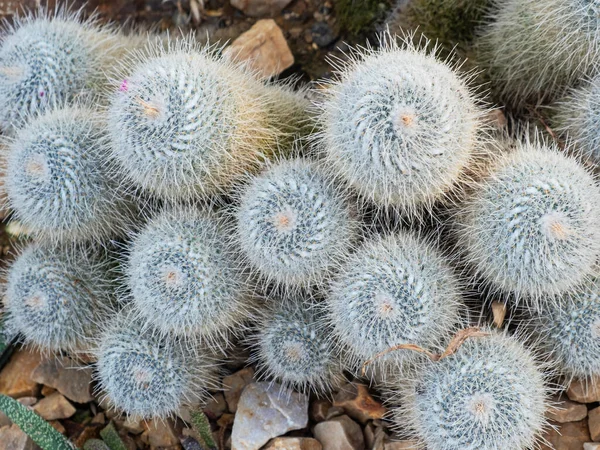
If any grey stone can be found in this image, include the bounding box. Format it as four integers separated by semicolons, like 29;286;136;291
547;396;587;423
0;424;39;450
230;0;293;17
30;357;93;403
313;415;364;450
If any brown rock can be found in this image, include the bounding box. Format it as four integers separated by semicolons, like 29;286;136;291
547;397;588;423
204;392;227;420
230;0;293;17
91;413;106;425
30;357;93;403
333;383;387;424
222;366;255;413
491;301;507;328
142;418;179;447
40;386;56;397
48;420;66;435
264;437;323;450
540;420;591;450
224;19;294;80
0;424;39;450
17;397;37;407
310;399;332;422
0;413;10;428
585;443;600;450
589;406;600;441
313;415;365;450
567;378;600;403
121;416;144;435
384;441;420;449
0;349;42;398
73;425;103;448
33;392;75;420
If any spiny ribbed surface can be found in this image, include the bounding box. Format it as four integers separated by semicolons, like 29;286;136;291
96;307;215;419
4;242;111;353
236;158;358;288
478;0;600;107
108;40;276;200
456;141;600;303
318;36;481;212
5;105;133;243
0;8;121;131
252;299;343;394
536;274;600;378
127;207;249;344
327;231;463;376
396;332;548;450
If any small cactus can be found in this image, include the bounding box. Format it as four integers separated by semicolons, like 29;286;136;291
535;273;600;379
4;242;112;354
0;6;125;132
455;139;600;304
477;0;600;108
316;33;484;214
95;307;217;419
326;231;464;377
235;157;359;289
250;297;344;394
127;206;250;346
393;331;549;450
107;38;284;200
4;105;135;243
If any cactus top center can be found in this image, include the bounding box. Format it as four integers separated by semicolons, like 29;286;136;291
272;209;297;234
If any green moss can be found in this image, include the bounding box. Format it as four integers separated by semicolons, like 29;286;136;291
337;0;388;34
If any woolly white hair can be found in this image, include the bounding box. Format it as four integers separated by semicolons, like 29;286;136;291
455;138;600;307
326;230;464;379
3;104;137;244
392;330;551;450
315;33;486;216
477;0;600;108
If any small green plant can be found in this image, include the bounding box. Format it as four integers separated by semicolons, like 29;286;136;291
337;0;386;34
98;422;128;450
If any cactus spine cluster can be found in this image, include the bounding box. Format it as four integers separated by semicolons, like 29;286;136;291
326;231;463;376
317;34;483;213
394;331;549;450
477;0;600;108
4;242;112;353
235;158;359;289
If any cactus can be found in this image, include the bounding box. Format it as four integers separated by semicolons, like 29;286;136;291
455;139;600;305
393;331;549;450
95;307;217;419
0;6;125;132
127;206;250;346
535;273;600;379
4;242;112;354
250;297;344;394
316;34;484;214
552;74;600;164
235;158;359;289
4;105;135;243
107;37;284;200
477;0;600;108
326;231;464;377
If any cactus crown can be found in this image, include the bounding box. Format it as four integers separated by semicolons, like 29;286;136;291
235;157;359;289
251;297;344;395
456;139;600;304
395;331;549;450
4;242;112;353
126;206;250;347
4;105;134;243
316;33;483;213
327;230;463;377
95;307;217;419
0;6;121;131
107;37;277;200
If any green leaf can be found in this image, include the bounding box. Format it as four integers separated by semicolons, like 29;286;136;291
99;422;128;450
0;394;74;449
83;439;110;450
190;408;216;450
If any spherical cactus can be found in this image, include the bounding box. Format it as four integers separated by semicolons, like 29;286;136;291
4;242;112;353
534;273;600;379
126;206;250;346
0;7;125;132
235;158;359;289
316;34;484;214
250;297;344;394
95;307;217;419
455;139;600;305
326;230;464;377
477;0;600;108
393;331;549;450
4;105;135;243
552;74;600;164
107;38;286;200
